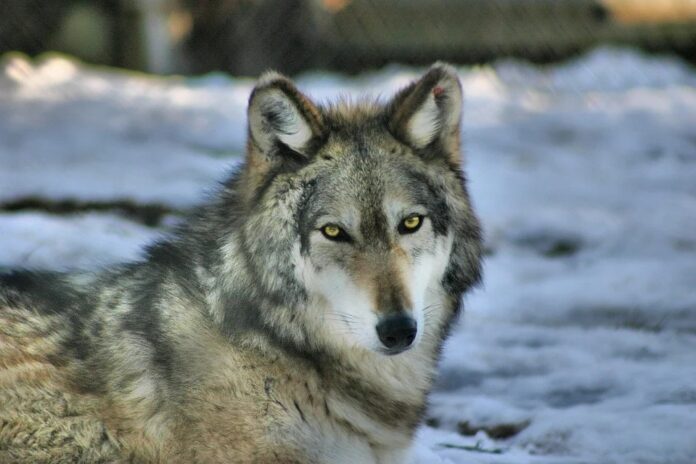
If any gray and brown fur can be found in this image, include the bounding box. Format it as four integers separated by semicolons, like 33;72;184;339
0;64;482;463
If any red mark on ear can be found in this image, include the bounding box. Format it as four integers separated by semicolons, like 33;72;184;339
433;86;445;97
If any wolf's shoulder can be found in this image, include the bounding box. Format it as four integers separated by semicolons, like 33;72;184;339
0;270;88;315
0;270;85;361
0;269;121;463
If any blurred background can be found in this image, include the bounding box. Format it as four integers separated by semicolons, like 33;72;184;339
2;2;696;463
2;0;696;76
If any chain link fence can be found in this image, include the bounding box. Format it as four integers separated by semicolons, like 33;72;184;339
1;0;695;76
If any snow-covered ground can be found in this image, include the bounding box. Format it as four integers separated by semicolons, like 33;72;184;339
1;48;695;463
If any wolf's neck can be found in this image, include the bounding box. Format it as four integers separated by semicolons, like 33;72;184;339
315;336;440;440
190;215;446;435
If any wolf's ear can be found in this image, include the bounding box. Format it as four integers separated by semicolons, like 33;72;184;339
387;63;463;162
247;72;324;160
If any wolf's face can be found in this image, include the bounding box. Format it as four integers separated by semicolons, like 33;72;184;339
293;143;456;355
235;65;482;356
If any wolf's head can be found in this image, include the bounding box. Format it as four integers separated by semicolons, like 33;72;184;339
222;64;482;357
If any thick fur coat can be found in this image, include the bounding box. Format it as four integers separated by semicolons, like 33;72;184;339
0;64;483;463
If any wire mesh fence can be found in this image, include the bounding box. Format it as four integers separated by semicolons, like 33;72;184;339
1;0;695;76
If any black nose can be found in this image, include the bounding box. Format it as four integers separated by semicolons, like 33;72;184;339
376;315;417;352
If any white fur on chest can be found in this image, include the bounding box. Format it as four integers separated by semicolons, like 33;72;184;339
295;418;412;464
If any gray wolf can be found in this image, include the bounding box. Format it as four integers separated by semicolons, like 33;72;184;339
0;63;482;463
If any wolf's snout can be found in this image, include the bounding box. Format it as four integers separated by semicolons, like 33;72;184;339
376;315;417;353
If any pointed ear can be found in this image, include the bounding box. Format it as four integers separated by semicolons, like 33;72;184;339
388;63;463;162
247;72;324;159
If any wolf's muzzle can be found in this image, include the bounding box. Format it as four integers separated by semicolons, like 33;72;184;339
376;314;417;354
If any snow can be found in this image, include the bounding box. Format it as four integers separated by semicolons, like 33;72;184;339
0;212;162;271
0;54;237;206
1;47;696;463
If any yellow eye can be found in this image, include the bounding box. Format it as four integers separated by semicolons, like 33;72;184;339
323;225;340;238
321;224;350;242
403;216;421;229
399;215;423;234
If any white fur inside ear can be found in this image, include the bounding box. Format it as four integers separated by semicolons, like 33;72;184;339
407;92;441;148
251;89;313;154
406;75;462;149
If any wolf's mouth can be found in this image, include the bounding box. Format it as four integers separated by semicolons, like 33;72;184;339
379;345;414;356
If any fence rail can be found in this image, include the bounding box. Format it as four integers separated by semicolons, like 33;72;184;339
1;0;695;75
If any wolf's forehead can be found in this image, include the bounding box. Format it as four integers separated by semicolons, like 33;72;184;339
319;128;400;158
311;155;425;213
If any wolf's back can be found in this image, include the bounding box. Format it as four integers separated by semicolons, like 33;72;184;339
0;275;120;463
